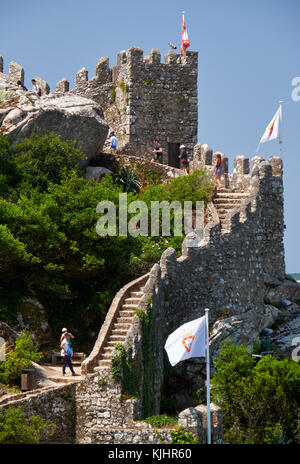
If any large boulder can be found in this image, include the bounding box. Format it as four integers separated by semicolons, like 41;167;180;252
209;307;273;354
264;279;300;307
15;298;52;348
0;321;19;348
0;92;109;167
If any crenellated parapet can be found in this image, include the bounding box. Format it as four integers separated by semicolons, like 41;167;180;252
0;56;50;94
67;47;198;158
190;143;283;192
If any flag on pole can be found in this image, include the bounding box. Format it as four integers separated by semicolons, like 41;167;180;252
181;12;190;54
256;104;282;152
164;315;206;366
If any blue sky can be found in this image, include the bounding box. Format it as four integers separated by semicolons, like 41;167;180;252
1;0;299;272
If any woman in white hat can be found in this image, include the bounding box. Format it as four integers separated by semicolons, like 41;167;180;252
60;328;76;376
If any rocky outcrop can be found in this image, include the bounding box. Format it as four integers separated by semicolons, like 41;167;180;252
0;321;19;348
15;298;52;348
0;92;109;167
265;278;300;307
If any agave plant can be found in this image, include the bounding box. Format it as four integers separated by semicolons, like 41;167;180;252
116;166;141;194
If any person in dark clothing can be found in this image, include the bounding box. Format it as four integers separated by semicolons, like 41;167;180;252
179;144;189;174
17;80;28;91
151;138;163;164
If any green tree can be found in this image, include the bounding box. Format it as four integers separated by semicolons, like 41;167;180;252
0;331;42;385
11;132;83;192
0;406;55;444
0;135;19;196
211;340;300;444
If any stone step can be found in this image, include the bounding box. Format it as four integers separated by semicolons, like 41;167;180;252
118;309;135;317
111;329;128;336
214;192;249;198
105;339;124;348
213;198;243;204
113;323;131;330
124;297;141;304
216;208;238;215
130;291;143;298
121;304;139;310
214;204;239;210
116;316;133;324
108;334;126;342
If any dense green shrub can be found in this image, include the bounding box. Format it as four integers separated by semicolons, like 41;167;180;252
11;132;83;192
169;426;198;444
0;331;42;384
143;414;178;428
211;340;300;444
0;135;20;196
0;406;55;444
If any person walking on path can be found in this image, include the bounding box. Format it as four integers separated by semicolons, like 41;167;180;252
212;153;224;190
60;328;77;376
109;131;117;154
151;138;163;164
179;144;189;174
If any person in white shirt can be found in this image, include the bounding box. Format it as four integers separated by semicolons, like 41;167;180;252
60;328;76;376
31;79;41;97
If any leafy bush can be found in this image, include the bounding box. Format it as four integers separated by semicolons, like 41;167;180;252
169;426;198;444
11;132;83;192
143;414;178;428
0;135;20;196
211;340;300;444
0;331;42;385
0;406;55;444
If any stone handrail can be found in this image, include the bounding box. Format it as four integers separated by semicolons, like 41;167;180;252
81;272;150;375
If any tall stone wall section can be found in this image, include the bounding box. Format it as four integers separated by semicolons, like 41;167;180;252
129;154;285;411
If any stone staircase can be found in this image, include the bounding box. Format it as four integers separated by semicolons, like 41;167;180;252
96;287;144;370
213;188;249;230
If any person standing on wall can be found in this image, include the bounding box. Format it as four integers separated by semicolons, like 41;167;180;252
17;80;28;91
60;328;77;376
212;153;225;190
31;79;41;96
109;131;117;154
151;138;163;164
179;144;189;174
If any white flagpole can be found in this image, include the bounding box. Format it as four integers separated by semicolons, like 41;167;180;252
279;100;283;155
205;308;211;444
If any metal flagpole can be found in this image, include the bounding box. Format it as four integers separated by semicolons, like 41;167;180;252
205;308;211;444
279;100;283;155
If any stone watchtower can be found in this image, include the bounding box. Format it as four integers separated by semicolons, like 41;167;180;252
65;47;198;167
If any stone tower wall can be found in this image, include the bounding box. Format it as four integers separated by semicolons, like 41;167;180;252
68;47;198;159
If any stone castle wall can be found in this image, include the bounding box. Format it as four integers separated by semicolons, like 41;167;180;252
1;48;198;162
121;153;285;412
66;47;198;159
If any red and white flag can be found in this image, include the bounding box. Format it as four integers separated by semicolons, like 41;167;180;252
181;13;190;54
257;104;282;151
